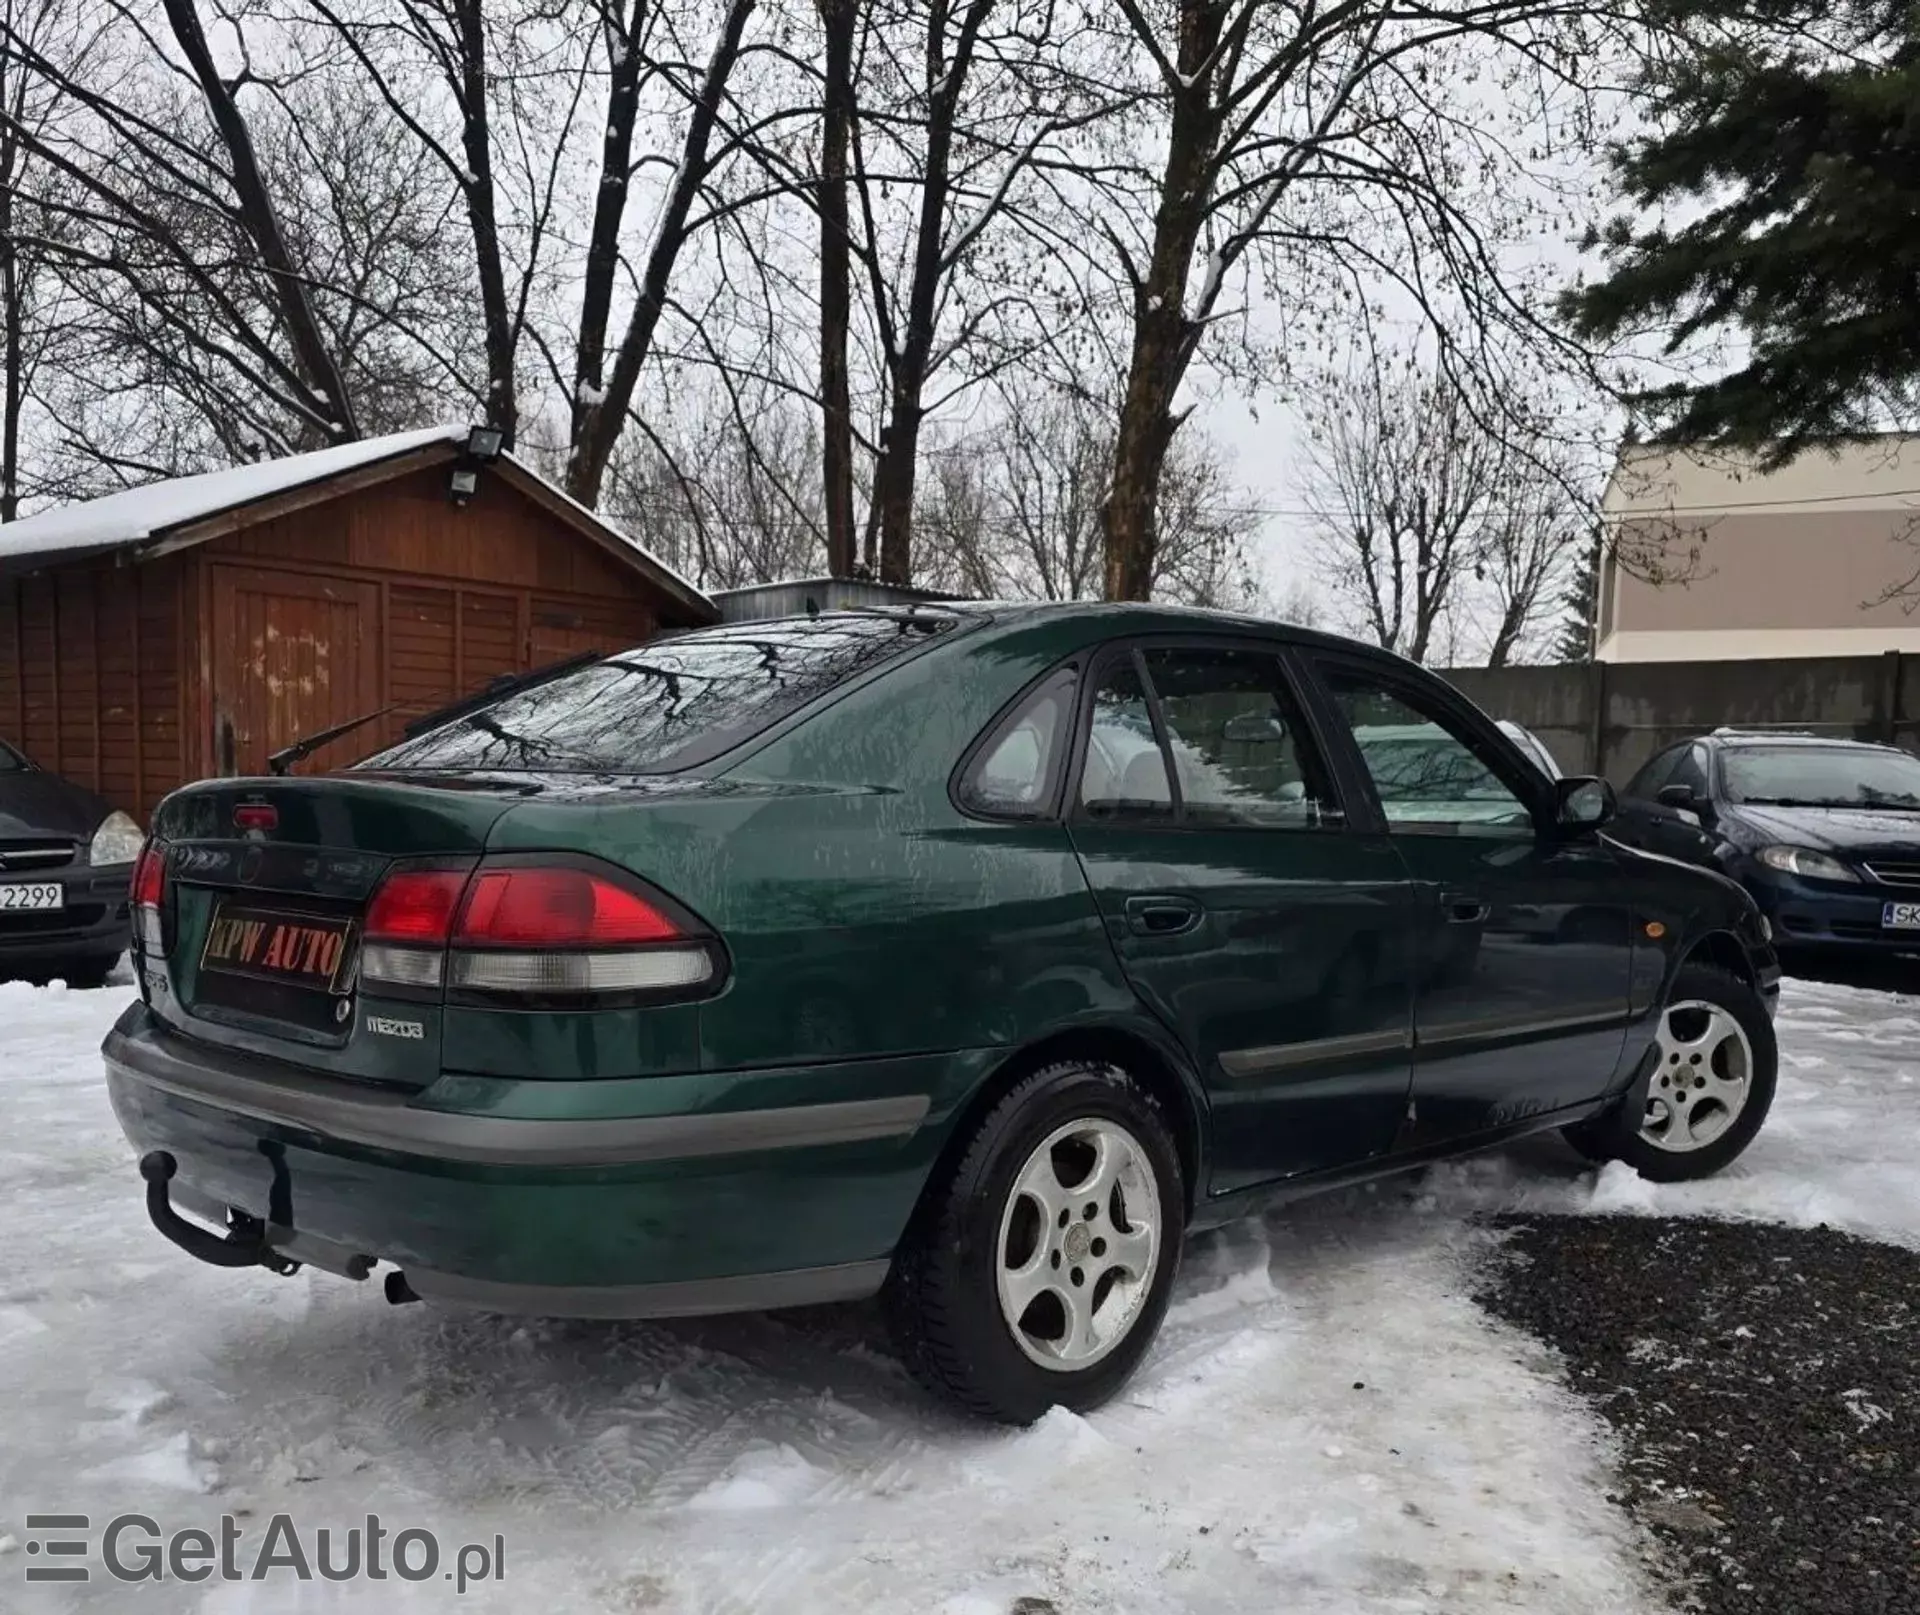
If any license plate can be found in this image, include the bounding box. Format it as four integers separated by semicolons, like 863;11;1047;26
0;882;63;913
200;902;356;992
1883;901;1920;930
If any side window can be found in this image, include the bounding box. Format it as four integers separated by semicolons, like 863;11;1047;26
1322;665;1535;837
1079;659;1173;820
1625;745;1687;800
957;667;1078;819
1669;744;1712;798
1139;647;1339;828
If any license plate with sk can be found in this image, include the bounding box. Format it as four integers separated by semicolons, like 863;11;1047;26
0;882;63;913
200;902;356;991
1883;901;1920;931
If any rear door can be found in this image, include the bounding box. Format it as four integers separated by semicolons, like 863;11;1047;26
1304;653;1633;1142
1065;639;1416;1195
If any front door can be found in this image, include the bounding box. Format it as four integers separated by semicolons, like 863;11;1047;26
1066;641;1417;1195
210;566;383;776
1308;656;1634;1143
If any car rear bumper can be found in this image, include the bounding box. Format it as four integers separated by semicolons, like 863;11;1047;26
0;866;132;968
103;1003;975;1308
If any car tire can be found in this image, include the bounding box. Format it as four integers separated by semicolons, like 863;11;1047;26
1563;961;1777;1184
56;952;122;991
885;1059;1185;1425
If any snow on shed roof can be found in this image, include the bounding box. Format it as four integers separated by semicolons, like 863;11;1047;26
0;425;464;562
0;423;714;618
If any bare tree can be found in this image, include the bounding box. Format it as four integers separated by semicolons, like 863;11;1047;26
602;375;825;589
565;0;764;505
821;0;1128;583
917;380;1266;609
814;0;857;576
0;0;492;476
1;0;365;455
0;0;91;516
1302;348;1591;665
1086;0;1625;601
294;0;555;445
1477;459;1591;666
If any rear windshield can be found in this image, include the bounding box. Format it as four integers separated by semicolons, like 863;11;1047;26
355;615;952;776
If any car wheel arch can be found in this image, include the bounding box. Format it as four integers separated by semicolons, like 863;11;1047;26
924;1023;1208;1219
1677;927;1756;989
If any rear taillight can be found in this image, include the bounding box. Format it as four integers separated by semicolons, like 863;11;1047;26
361;867;471;991
357;857;719;1003
453;868;681;947
132;840;167;956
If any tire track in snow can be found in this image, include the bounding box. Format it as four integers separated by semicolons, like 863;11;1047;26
0;975;1703;1614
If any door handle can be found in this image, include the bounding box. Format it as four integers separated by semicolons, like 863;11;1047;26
1440;889;1491;925
1124;895;1203;937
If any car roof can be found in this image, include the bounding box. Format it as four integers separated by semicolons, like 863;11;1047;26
928;598;1407;660
1704;730;1904;752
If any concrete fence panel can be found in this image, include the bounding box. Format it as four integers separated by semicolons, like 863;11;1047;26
1438;652;1914;784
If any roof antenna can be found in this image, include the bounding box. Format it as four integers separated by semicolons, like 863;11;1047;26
805;595;820;618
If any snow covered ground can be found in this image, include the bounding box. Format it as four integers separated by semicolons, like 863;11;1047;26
1;972;1914;1614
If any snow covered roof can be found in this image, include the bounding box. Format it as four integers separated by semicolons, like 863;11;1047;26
0;426;464;563
0;423;715;619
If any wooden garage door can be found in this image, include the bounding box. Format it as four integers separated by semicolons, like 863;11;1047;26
211;566;383;776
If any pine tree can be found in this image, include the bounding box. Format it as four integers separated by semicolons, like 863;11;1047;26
1565;0;1920;465
1556;532;1601;663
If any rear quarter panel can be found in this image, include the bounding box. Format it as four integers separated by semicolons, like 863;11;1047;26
482;619;1142;1074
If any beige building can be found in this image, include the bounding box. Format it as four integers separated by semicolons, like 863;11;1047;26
1595;435;1920;662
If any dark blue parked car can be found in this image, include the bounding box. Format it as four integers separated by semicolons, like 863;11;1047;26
1614;730;1920;959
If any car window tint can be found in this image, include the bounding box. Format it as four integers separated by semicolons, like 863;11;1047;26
1670;744;1712;797
0;739;23;772
1140;647;1338;829
1626;744;1686;799
357;615;950;775
958;668;1077;818
1079;660;1173;820
1322;668;1534;837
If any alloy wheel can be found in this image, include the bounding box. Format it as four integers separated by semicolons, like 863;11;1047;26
1642;998;1754;1153
994;1117;1162;1371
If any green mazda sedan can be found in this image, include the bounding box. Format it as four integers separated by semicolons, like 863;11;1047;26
105;603;1780;1422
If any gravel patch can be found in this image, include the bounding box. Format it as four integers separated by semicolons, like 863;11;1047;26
1478;1215;1920;1615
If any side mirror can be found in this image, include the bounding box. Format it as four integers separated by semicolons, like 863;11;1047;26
1556;775;1616;830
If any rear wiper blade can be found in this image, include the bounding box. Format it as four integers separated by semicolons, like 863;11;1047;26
268;704;397;776
400;650;605;739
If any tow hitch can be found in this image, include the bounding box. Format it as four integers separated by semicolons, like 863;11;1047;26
139;1152;301;1276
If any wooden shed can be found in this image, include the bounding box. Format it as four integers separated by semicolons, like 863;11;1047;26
0;425;716;821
